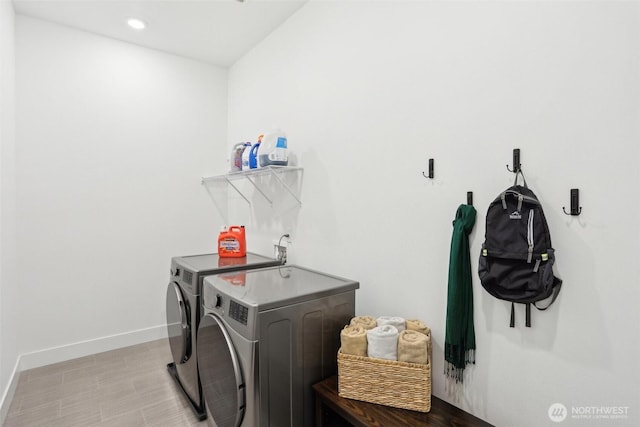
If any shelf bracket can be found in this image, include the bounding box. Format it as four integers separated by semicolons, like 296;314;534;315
201;166;303;219
244;175;274;206
223;176;251;205
266;168;303;207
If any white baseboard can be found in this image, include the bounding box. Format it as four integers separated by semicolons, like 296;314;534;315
0;357;21;426
18;324;168;371
0;324;168;424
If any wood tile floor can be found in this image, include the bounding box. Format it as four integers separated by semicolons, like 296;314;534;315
4;339;207;427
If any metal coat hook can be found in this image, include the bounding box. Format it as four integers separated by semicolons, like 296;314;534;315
563;188;582;216
422;158;434;179
506;148;521;173
467;191;473;206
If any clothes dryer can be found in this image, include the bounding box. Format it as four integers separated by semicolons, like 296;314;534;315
197;265;358;427
166;253;282;420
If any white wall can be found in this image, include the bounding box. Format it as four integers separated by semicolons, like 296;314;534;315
13;16;226;364
0;0;17;420
228;1;639;426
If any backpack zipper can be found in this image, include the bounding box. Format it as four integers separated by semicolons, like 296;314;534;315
533;258;541;272
517;194;524;212
527;209;534;263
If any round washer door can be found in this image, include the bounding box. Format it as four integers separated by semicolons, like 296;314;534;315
166;282;191;364
197;313;245;427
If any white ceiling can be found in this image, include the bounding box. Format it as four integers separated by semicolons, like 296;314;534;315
12;0;308;67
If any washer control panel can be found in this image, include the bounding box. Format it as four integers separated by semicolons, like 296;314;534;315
204;289;249;324
202;277;258;339
170;261;196;294
229;300;249;325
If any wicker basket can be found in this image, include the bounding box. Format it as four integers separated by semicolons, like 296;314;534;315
337;350;431;413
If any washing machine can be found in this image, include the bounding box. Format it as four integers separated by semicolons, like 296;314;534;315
166;253;282;420
197;265;359;427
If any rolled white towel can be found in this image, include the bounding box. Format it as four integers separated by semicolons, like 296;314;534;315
376;316;406;332
366;325;399;360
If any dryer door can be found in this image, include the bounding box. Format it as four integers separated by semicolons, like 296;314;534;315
166;282;191;364
197;313;245;427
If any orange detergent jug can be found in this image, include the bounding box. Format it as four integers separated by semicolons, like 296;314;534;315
218;225;247;258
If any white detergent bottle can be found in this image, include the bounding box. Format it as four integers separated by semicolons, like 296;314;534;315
258;128;288;167
229;142;246;172
240;142;252;171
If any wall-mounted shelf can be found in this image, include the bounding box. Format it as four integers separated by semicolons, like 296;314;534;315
202;166;303;220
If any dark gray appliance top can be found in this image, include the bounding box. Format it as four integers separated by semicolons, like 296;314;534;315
173;252;281;275
204;265;359;311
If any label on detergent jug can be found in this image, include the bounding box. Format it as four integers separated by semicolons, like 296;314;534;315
219;238;240;252
269;137;288;161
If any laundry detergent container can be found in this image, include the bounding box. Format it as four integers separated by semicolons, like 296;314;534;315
258;129;288;167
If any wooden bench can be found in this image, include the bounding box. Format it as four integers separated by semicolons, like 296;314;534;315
313;375;493;427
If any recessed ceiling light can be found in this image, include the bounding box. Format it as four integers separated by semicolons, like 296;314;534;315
127;18;146;30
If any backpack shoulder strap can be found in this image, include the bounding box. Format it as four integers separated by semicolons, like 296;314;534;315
533;277;563;311
510;302;515;327
510;303;534;327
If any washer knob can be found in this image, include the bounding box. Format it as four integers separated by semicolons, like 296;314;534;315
215;294;222;308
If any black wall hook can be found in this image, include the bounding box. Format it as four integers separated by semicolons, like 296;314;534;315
467;191;473;206
422;158;434;179
506;148;521;173
563;188;582;216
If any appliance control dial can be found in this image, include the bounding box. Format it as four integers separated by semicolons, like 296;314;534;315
215;294;223;308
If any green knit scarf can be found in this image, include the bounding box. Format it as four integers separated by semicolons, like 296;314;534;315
444;204;477;382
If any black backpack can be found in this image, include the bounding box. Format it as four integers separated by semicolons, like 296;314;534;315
478;171;562;327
